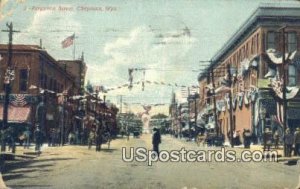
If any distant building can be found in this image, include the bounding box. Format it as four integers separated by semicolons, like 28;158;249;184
58;55;87;95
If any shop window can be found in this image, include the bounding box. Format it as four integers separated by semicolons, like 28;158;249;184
19;69;28;92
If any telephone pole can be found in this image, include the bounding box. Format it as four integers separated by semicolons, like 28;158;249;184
280;26;287;156
227;64;234;148
119;95;123;114
187;87;191;141
210;67;219;136
1;22;20;151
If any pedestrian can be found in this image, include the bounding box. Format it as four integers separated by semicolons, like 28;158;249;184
263;128;272;151
34;126;43;153
88;128;95;150
95;125;103;152
284;128;294;157
23;126;31;149
68;131;75;145
294;127;300;156
243;129;251;149
273;129;280;149
152;127;161;155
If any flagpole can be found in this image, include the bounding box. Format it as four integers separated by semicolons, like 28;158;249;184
73;33;76;60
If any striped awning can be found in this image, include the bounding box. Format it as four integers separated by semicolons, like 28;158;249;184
0;105;31;123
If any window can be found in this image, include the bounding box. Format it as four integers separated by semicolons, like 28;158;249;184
19;69;28;92
53;80;57;92
44;75;48;89
49;78;53;90
287;32;297;52
288;65;296;86
267;32;276;50
39;73;43;87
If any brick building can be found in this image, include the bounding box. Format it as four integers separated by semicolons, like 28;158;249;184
58;57;87;95
0;44;79;137
198;5;300;143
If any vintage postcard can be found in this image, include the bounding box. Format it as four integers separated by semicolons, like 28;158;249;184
0;0;300;188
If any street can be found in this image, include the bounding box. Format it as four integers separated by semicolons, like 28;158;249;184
2;135;300;189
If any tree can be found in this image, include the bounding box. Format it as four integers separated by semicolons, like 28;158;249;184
85;80;94;93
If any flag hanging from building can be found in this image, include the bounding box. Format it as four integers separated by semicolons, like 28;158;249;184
62;33;75;48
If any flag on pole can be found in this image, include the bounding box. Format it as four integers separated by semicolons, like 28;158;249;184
62;33;75;48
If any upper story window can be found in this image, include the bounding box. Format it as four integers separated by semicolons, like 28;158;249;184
19;69;28;92
267;31;298;52
288;65;296;86
267;32;276;50
44;75;48;89
49;78;53;90
286;32;297;52
53;80;57;92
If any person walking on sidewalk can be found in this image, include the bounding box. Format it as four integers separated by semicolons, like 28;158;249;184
294;127;300;156
23;126;31;149
88;128;95;150
243;129;251;149
34;126;43;153
284;128;294;157
152;127;161;155
273;129;280;149
263;128;272;151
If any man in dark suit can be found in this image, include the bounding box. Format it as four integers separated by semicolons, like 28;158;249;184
152;128;161;155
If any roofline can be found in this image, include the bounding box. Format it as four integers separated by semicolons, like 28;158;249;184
198;5;300;81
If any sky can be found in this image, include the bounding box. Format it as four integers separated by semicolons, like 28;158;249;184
0;0;299;114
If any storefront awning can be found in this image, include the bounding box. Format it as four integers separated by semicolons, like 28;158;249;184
0;105;31;123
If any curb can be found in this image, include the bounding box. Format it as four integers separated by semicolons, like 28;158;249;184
1;153;38;160
277;157;300;162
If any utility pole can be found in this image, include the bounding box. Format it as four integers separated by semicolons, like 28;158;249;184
280;26;287;157
120;95;123;114
187;87;191;141
1;22;19;152
210;67;219;136
227;64;234;148
61;63;67;146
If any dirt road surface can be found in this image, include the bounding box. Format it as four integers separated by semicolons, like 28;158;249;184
3;134;300;189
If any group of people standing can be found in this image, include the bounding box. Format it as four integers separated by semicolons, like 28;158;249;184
283;128;300;157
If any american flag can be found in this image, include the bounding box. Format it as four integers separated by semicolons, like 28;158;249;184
61;33;75;48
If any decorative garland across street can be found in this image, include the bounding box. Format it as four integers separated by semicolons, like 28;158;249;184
100;80;199;93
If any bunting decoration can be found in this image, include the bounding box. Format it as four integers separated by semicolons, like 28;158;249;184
10;94;28;106
104;80;199;92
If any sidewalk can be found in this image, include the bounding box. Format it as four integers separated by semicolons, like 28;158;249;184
231;144;300;162
0;144;46;160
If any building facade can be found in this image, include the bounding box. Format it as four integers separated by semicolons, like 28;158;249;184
198;5;300;143
0;44;80;139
